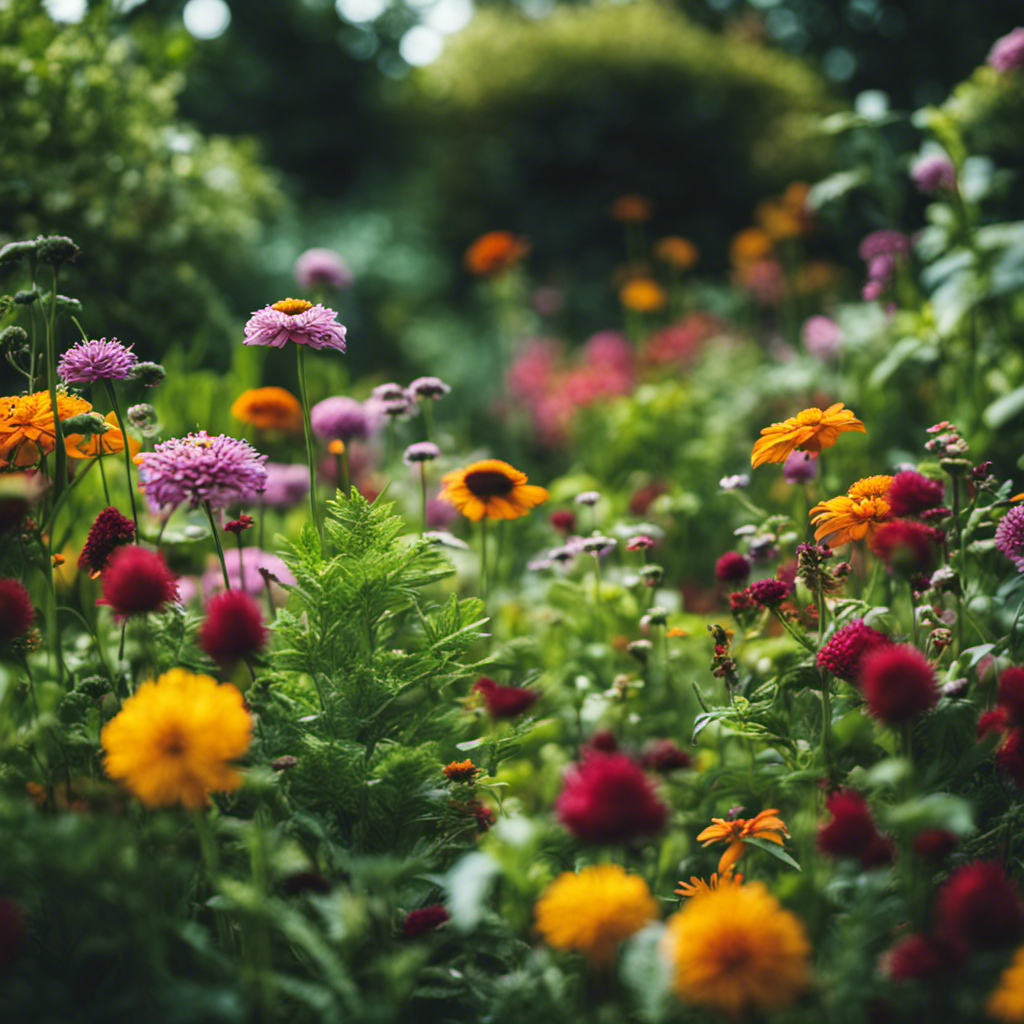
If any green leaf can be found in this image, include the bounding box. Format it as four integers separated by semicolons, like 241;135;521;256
741;835;801;872
983;386;1024;429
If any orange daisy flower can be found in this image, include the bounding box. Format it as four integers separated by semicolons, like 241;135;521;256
810;494;892;545
654;236;699;270
0;391;93;466
231;386;302;432
729;227;773;268
65;410;142;460
847;475;894;501
463;231;529;277
696;809;790;875
619;278;667;313
751;403;865;469
675;868;744;900
439;459;548;522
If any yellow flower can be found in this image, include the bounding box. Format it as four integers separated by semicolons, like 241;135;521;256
675;868;744;900
696;808;790;875
231;386;302;432
535;863;658;968
439;459;548;522
654;236;699;270
988;945;1024;1022
65;410;142;459
463;231;529;277
751;403;865;469
810;494;892;545
102;668;252;809
729;227;773;267
0;391;93;466
662;881;810;1017
619;277;667;312
847;475;894;501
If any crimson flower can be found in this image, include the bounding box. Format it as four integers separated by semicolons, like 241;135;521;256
100;546;178;617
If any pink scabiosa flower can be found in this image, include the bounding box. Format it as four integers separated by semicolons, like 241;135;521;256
260;462;310;508
243;298;347;352
715;552;751;584
0;579;34;643
403;441;440;466
201;547;296;602
294;248;353;291
801;315;841;360
100;546;179;617
136;432;268;512
555;751;667;844
859;230;911;262
936;861;1024;950
887;470;945;518
996;507;1024;573
911;154;956;193
988;27;1024;72
370;382;414;418
816;618;891;682
57;338;137;385
78;506;135;577
473;677;538;720
858;644;938;725
199;589;268;667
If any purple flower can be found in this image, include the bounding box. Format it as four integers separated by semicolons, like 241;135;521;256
987;27;1024;72
243;299;347;352
783;450;819;484
311;397;368;442
260;462;310;507
136;432;268;511
911;154;957;193
403;442;440;465
575;491;601;507
294;248;353;291
859;230;911;263
201;546;296;603
370;382;413;417
996;507;1024;573
802;315;841;360
57;338;137;385
408;376;451;401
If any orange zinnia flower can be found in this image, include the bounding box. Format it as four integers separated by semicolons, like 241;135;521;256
810;494;892;545
654;236;699;270
751;403;865;469
65;410;141;460
231;386;302;432
675;868;744;900
439;459;548;522
620;278;667;312
696;809;790;875
463;231;529;277
0;391;93;466
847;475;894;501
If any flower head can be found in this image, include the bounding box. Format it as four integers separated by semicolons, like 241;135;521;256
883;932;962;981
464;231;528;277
100;546;179;617
746;578;790;607
751;403;865;469
136;432;268;511
310;396;377;443
817;789;885;865
294;248;353;291
0;579;34;643
816;618;890;682
535;864;657;967
443;759;478;783
859;230;911;262
988;27;1024;72
662;881;810;1017
0;390;92;466
997;507;1024;573
407;376;451;401
696;809;790;875
439;459;548;522
999;668;1024;726
802;315;841;359
715;552;750;584
912;154;957;193
201;546;296;602
654;236;698;269
78;507;135;577
402;905;449;939
243;299;347;352
260;462;310;508
810;494;892;545
199;589;268;667
859;644;938;725
619;278;667;313
555;751;667;844
674;868;743;900
783;450;819;483
936;861;1024;950
57;338;137;385
403;441;440;465
472;677;538;719
640;738;692;773
888;470;945;517
847;475;894;501
231;387;302;433
989;945;1024;1023
869;519;935;574
610;194;653;221
101;668;251;809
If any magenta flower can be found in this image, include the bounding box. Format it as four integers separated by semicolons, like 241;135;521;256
260;462;310;507
996;507;1024;573
988;27;1024;72
802;315;841;360
407;376;451;401
243;299;347;352
57;338;137;385
294;248;353;291
911;154;956;193
403;442;440;465
136;432;268;511
201;546;296;602
310;396;376;442
859;231;911;262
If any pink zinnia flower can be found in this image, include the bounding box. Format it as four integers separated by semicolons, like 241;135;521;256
57;337;137;385
293;248;353;291
243;299;347;352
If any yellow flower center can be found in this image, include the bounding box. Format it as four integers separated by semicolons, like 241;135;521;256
271;298;314;316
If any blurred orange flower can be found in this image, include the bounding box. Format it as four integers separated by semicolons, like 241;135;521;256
654;236;699;270
675;868;743;900
729;227;773;267
620;277;667;312
463;231;529;277
65;410;141;460
697;809;790;875
0;391;92;466
751;403;865;469
231;386;302;432
610;194;653;222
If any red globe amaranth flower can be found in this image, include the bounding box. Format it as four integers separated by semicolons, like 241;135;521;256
887;471;945;518
78;506;135;576
999;667;1024;725
199;589;268;666
550;509;577;534
935;861;1024;950
996;728;1024;787
100;546;179;617
869;520;934;574
817;790;881;859
746;577;790;607
979;707;1009;739
473;677;538;720
555;751;668;844
714;551;750;584
816;619;891;682
402;905;450;939
883;932;963;981
858;644;938;725
0;897;24;968
912;829;958;862
640;738;692;773
0;579;34;643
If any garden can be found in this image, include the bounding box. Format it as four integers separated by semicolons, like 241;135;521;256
4;0;1024;1021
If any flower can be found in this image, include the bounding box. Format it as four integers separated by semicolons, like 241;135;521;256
463;231;528;277
847;475;894;501
988;27;1024;72
101;668;251;809
294;248;353;291
0;579;34;643
201;547;296;602
439;459;548;522
407;376;451;401
859;230;911;262
802;315;842;359
816;618;891;682
550;509;577;534
783;450;819;483
911;154;957;193
640;738;692;773
534;864;657;968
57;338;137;384
64;410;141;460
442;760;478;783
402;905;449;939
1000;668;1024;725
859;644;938;725
224;515;254;534
751;403;865;469
912;828;959;861
745;577;791;607
936;861;1024;950
0;390;92;466
882;932;962;981
243;299;347;352
696;809;790;875
555;751;667;844
610;194;653;221
231;387;302;432
730;227;773;266
869;520;935;574
654;236;698;269
310;396;377;443
0;897;23;968
662;881;810;1017
199;589;268;667
473;677;538;719
78;507;135;577
888;470;945;517
403;441;440;465
997;507;1024;573
810;494;892;545
100;546;179;617
817;789;886;865
715;552;750;583
136;432;268;511
260;462;310;507
989;945;1024;1023
674;868;743;900
619;278;667;312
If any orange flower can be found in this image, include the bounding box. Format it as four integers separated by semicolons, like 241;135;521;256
65;410;141;460
610;194;653;222
654;236;699;270
675;868;744;900
0;391;92;466
810;494;892;545
751;403;865;469
327;439;346;455
443;760;479;783
463;231;529;277
439;459;548;522
847;475;893;501
696;809;790;875
619;278;667;312
231;386;302;432
729;227;773;267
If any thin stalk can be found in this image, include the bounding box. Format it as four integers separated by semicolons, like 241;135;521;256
480;518;489;604
203;501;232;591
819;668;833;781
419;462;428;536
96;450;112;506
193;809;231;950
45;267;66;504
909;579;919;649
295;345;321;551
103;379;139;535
951;475;964;656
235;532;246;592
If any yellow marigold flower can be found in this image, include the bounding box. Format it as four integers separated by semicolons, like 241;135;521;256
751;402;865;469
535;863;658;968
0;391;92;466
65;410;141;460
729;227;773;267
439;459;548;522
463;231;529;277
102;668;252;810
662;881;810;1017
619;277;667;312
847;475;894;501
231;386;303;432
610;194;653;222
810;495;892;545
988;945;1024;1022
675;868;743;900
654;236;699;270
696;809;790;875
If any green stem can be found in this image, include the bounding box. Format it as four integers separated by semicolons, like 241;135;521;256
204;501;232;591
193;809;231;951
419;462;428;536
295;344;321;552
235;533;246;592
45;267;66;504
819;668;833;781
480;518;489;604
103;379;139;536
96;450;112;506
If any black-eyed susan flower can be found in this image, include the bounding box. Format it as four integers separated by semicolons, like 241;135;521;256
439;459;548;521
751;403;865;469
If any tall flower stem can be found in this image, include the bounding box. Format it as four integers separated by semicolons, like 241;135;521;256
235;532;247;592
103;379;139;536
203;501;232;591
419;462;428;536
193;809;231;950
45;267;66;504
950;474;964;657
295;345;321;552
479;519;490;604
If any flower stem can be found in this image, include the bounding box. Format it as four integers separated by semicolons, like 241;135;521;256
103;379;139;536
45;267;66;505
295;344;321;552
204;501;231;591
480;518;489;604
419;462;428;536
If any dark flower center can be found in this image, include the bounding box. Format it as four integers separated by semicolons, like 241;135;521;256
464;470;515;498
